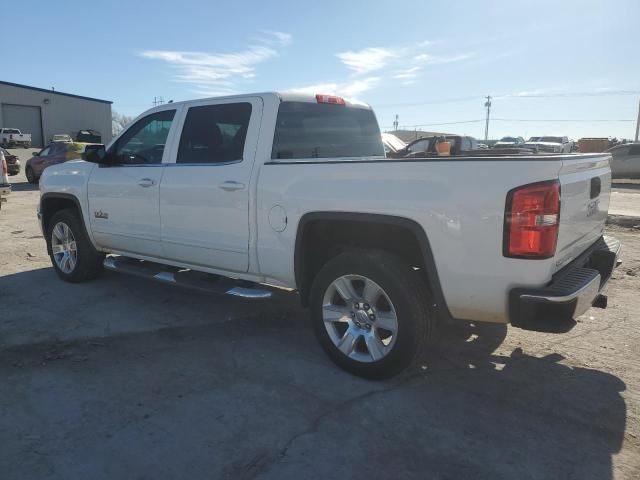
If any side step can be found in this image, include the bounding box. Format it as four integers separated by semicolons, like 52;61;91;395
103;256;272;299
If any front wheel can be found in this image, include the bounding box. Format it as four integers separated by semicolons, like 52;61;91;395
47;209;104;282
25;166;37;184
310;250;433;379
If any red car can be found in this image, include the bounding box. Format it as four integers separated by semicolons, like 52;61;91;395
25;142;87;183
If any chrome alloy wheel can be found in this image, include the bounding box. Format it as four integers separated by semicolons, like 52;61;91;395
322;275;398;363
51;222;78;274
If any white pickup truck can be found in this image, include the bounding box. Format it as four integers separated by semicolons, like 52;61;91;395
37;92;620;378
0;128;32;148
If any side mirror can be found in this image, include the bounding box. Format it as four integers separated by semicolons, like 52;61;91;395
83;144;108;164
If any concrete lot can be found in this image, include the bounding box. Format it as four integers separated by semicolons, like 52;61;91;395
1;149;639;479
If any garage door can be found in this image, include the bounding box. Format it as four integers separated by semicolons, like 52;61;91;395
2;104;43;147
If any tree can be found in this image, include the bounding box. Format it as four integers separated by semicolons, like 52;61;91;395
112;111;133;136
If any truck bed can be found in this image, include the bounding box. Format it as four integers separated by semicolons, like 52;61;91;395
257;153;611;324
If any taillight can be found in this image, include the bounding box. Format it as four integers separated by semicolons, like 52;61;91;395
316;94;346;105
504;180;560;259
1;155;7;175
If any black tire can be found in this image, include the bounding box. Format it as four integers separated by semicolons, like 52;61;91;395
310;250;433;379
25;166;37;184
47;209;104;282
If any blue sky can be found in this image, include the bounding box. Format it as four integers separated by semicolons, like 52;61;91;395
5;0;640;139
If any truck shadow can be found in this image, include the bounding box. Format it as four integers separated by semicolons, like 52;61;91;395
8;179;39;192
0;268;628;479
612;181;640;191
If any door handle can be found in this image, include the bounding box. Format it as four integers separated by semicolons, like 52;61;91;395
219;180;246;192
138;178;156;188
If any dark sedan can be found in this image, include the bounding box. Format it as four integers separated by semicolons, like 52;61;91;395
0;147;20;176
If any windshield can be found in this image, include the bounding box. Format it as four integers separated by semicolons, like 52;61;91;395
4;129;20;134
500;137;517;142
527;137;540;142
540;136;563;143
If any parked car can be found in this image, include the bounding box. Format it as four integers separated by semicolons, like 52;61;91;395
525;136;573;153
0;128;31;148
51;134;73;143
493;136;525;148
398;135;479;156
75;130;102;143
1;147;20;176
0;149;10;211
381;133;407;157
25;142;87;183
38;91;619;379
608;142;640;178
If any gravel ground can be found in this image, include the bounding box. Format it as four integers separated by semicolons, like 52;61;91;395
1;149;639;479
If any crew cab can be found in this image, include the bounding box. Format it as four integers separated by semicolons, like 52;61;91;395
0;128;31;148
525;136;573;153
37;92;620;379
395;135;479;157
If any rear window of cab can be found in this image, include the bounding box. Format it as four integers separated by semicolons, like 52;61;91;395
271;101;384;160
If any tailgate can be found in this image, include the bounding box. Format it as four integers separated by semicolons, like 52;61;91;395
554;153;611;272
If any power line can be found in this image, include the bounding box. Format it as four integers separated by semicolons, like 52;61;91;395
500;90;640;99
382;117;637;130
381;119;484;129
376;95;481;109
375;89;640;109
492;118;636;122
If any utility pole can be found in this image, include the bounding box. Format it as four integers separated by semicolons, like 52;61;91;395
635;97;640;142
393;114;399;131
484;95;492;141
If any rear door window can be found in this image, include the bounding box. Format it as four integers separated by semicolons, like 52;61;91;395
271;102;384;160
177;103;252;164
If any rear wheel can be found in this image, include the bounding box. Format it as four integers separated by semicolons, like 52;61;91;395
26;166;37;184
310;250;433;379
47;209;104;282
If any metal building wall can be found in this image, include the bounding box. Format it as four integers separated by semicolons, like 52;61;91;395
0;82;112;148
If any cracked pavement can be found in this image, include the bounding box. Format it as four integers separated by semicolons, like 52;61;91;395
1;150;639;479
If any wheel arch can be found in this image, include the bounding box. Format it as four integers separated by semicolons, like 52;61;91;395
40;193;94;253
294;211;452;322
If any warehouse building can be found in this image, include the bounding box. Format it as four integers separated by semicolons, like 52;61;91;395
0;80;112;148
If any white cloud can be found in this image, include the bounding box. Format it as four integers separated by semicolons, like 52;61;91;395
258;30;292;46
341;77;381;95
337;42;472;92
393;66;421;80
336;48;395;74
289;41;471;100
139;31;291;95
286;77;380;97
